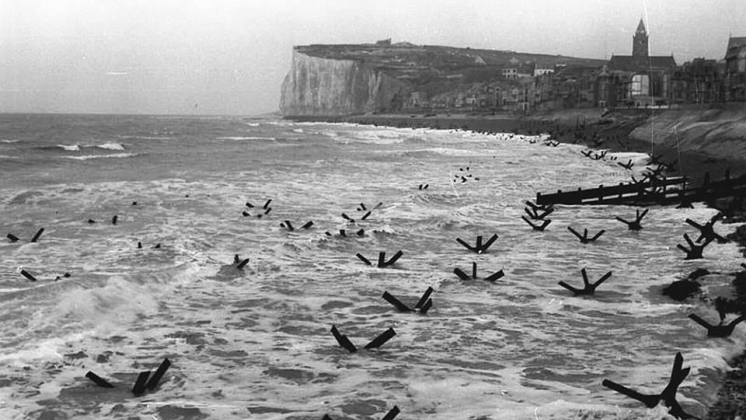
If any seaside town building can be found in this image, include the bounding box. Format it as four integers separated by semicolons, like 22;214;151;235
725;36;746;101
385;21;744;114
601;19;677;108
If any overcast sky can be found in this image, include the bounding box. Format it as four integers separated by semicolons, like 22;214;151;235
1;0;744;115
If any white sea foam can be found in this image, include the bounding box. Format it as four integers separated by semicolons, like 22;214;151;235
1;139;20;143
95;142;125;151
118;135;174;140
216;136;276;141
57;144;80;151
0;117;738;420
61;152;137;160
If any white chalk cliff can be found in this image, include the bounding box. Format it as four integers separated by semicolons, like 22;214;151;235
280;50;404;117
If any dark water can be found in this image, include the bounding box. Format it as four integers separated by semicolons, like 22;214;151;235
0;114;742;419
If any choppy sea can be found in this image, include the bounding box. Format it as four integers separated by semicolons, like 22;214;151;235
0;113;744;420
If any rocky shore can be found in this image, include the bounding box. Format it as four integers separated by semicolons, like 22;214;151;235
294;107;746;419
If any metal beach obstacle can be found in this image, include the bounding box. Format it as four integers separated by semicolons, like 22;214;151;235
676;234;714;260
521;216;551;231
616;209;649;231
456;234;498;254
132;358;171;396
685;213;726;243
233;254;250;269
524;201;555;220
567;226;605;243
602;352;694;419
381;287;434;314
20;270;38;282
330;325;397;353
30;228;45;243
688;313;745;338
85;371;115;388
618;159;634;170
322;405;399;420
280;220;313;231
356;251;403;268
453;262;504;282
558;268;612;296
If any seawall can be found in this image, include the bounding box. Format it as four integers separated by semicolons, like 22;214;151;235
318;105;746;184
525;105;746;183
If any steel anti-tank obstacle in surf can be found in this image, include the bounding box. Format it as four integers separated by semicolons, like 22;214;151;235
558;268;612;296
676;234;714;260
31;228;45;243
602;352;695;419
685;213;726;243
456;234;498;254
8;227;47;243
326;228;365;238
243;199;273;218
524;201;554;220
330;325;397;353
131;358;172;396
20;270;38;282
356;250;403;268
280;220;314;231
567;226;605;243
688;313;745;338
616;209;649;231
322;405;400;420
382;287;434;314
85;358;171;396
453;262;504;282
522;216;551;231
85;371;114;388
233;254;250;269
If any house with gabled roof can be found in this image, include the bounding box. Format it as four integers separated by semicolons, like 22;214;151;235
725;36;746;101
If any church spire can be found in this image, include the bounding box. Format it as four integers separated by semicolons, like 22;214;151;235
636;18;647;35
632;18;649;57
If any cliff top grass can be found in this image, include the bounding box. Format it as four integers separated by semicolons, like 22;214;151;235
295;42;607;72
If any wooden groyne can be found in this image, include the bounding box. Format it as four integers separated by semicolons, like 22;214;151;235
536;171;745;206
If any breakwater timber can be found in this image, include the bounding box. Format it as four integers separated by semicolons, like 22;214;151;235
2;113;746;419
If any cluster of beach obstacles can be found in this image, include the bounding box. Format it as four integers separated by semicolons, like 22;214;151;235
5;131;746;419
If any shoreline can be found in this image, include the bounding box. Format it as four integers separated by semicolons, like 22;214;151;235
291;111;746;419
314;109;746;185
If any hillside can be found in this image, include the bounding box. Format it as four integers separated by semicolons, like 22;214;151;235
280;41;607;117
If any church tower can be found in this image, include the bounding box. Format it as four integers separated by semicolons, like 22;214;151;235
632;18;649;57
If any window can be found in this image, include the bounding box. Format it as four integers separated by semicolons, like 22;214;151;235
631;74;650;96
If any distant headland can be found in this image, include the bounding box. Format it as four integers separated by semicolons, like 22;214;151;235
280;20;746;117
